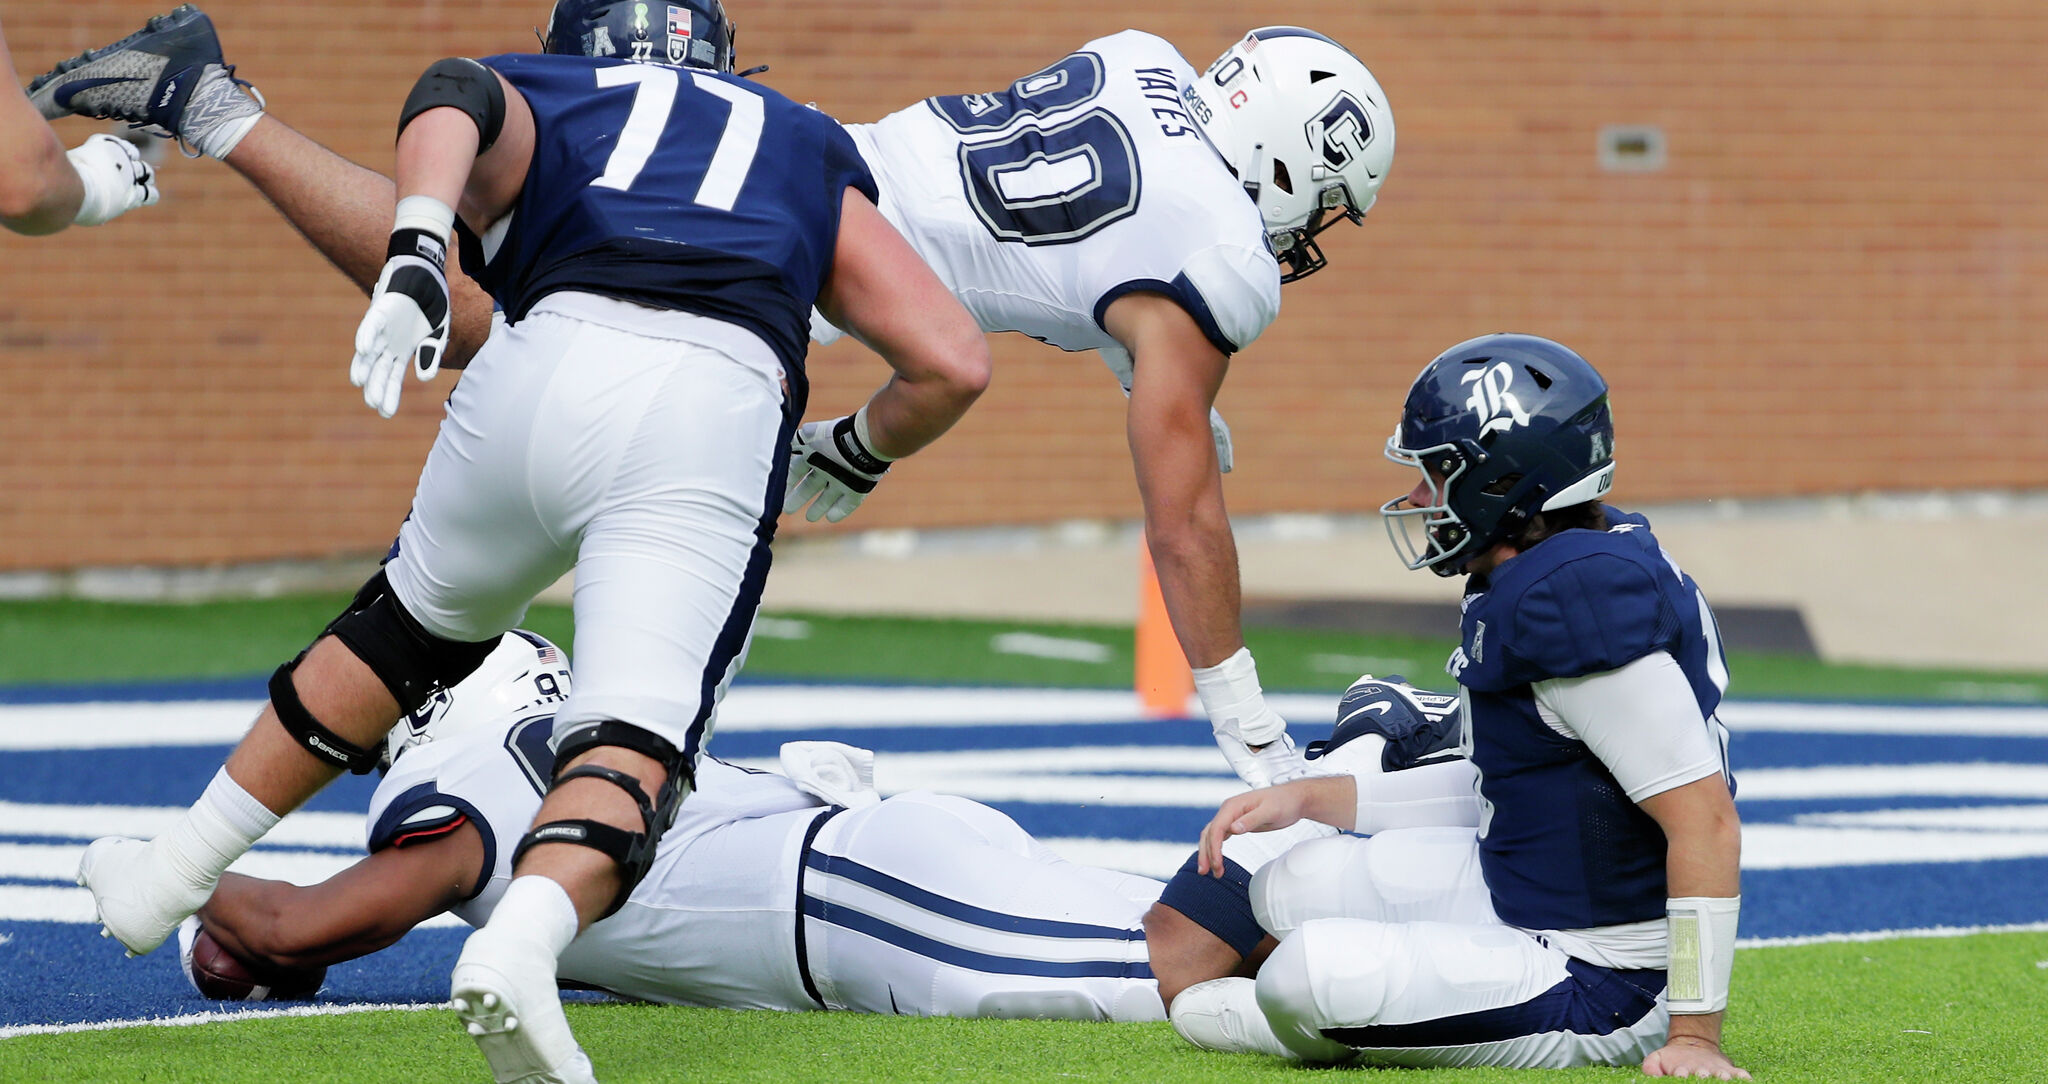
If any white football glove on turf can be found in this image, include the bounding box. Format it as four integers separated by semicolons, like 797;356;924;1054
784;407;895;523
1194;647;1310;789
68;133;160;226
351;196;454;418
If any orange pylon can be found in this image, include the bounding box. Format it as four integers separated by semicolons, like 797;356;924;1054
1136;533;1194;717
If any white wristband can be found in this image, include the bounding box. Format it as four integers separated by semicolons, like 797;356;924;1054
850;403;898;463
393;194;456;242
1666;895;1739;1014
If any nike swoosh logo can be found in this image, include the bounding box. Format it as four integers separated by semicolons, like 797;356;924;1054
55;76;143;109
1337;700;1393;726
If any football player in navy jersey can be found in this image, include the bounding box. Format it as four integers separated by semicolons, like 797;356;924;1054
33;5;1400;794
1177;335;1749;1079
67;6;989;1081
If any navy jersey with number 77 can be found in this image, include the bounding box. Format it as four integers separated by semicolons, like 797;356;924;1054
458;53;877;384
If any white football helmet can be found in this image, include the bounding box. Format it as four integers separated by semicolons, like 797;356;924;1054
1184;27;1395;281
381;630;572;768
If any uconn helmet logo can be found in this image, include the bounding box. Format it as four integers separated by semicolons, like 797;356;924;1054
398;685;453;744
1461;361;1532;436
1309;92;1376;175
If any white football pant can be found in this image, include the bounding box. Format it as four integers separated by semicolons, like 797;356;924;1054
1249;828;1669;1068
385;292;787;757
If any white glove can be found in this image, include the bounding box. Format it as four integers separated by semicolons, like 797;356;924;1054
1194;646;1309;788
350;196;453;419
784;407;895;522
68;133;159;226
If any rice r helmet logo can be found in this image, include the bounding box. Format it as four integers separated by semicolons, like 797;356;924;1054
1461;361;1532;436
1308;92;1377;176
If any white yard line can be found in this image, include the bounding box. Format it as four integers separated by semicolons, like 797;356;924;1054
7;688;2047;749
0;1001;447;1041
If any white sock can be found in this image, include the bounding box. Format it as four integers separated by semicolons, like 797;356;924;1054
156;768;280;889
487;876;581;957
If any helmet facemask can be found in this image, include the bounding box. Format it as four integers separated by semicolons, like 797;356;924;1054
1381;435;1481;576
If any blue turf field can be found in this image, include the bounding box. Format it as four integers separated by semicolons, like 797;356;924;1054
4;678;2047;1034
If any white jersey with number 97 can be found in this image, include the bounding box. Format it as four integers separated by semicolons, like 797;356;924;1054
816;30;1282;382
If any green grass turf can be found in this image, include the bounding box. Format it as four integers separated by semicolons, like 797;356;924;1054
1;596;2043;704
4;932;2044;1082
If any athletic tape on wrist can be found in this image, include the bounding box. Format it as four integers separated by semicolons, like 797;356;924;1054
1193;647;1284;744
848;404;898;464
1666;895;1740;1014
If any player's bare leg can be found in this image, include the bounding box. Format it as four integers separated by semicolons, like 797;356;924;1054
78;636;400;955
451;747;668;1084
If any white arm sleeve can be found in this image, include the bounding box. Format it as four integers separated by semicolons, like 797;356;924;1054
1533;652;1725;803
1308;733;1483;834
1355;757;1482;834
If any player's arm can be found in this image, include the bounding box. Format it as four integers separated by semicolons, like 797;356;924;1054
1107;292;1237;666
199;821;485;970
0;38;83;234
0;31;154;234
350;62;532;417
1104;293;1303;787
805;188;989;471
1536;655;1748;1080
222;118;493;367
1638;775;1746;1079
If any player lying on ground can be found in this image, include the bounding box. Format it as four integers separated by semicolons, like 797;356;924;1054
1;13;157;233
178;631;1479;1023
1170;334;1750;1080
32;3;1398;792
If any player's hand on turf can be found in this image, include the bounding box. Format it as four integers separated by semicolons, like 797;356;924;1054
784;411;893;522
1197;781;1312;876
351;227;452;418
68;133;160;226
1642;1036;1750;1079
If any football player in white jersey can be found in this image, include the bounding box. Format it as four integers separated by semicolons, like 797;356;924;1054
35;9;1397;792
789;28;1396;792
178;631;1464;1027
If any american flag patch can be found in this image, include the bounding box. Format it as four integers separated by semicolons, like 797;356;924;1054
667;5;692;39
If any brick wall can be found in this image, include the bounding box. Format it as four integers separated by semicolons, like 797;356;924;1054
3;1;2042;570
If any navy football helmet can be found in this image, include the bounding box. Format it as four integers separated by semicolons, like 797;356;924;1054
1306;675;1462;772
542;0;735;73
1382;334;1616;576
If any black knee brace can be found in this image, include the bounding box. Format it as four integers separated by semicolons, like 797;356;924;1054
268;658;381;775
269;569;501;775
324;569;500;714
513;721;696;919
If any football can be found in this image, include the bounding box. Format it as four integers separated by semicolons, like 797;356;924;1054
178;918;326;1001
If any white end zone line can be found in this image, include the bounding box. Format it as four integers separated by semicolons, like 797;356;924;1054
0;1000;446;1041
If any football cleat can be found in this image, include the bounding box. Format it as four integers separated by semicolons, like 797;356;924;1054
1169;977;1302;1060
26;5;263;158
76;836;213;957
451;926;596;1084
